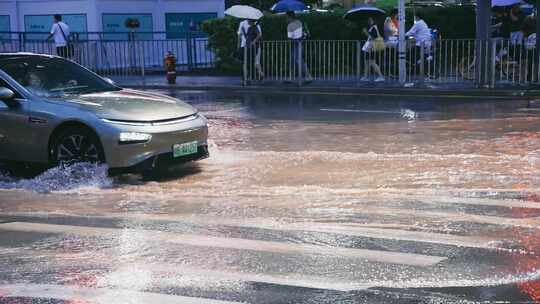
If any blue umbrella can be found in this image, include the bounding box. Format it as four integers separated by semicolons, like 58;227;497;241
271;0;307;12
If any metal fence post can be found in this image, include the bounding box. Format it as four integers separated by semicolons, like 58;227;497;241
298;40;303;86
140;43;145;83
356;40;361;86
490;39;496;88
19;32;25;52
243;45;248;86
192;33;198;70
419;41;425;85
186;31;193;71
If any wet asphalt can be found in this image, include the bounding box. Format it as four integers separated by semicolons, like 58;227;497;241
1;90;540;303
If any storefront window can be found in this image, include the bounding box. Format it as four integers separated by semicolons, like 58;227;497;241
24;14;87;41
165;13;217;39
102;14;153;40
0;16;10;40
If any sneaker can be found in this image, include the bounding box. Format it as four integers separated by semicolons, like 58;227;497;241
360;76;370;81
375;76;385;82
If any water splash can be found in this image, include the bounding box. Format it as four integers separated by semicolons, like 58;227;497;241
401;108;418;122
0;162;112;194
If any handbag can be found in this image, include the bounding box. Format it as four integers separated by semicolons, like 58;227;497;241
372;37;386;52
58;23;74;58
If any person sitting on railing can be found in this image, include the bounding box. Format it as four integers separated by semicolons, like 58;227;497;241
405;12;434;74
405;13;432;53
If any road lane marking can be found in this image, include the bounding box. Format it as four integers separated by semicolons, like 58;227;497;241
0;212;512;249
0;284;244;304
117;215;498;249
401;195;540;210
113;264;375;291
0;222;446;267
319;108;401;114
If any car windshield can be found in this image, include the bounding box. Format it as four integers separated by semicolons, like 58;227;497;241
0;56;120;97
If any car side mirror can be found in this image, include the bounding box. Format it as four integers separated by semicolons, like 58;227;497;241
0;87;18;107
0;87;14;101
103;77;116;85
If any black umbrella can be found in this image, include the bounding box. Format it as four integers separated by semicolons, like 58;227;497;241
344;6;386;21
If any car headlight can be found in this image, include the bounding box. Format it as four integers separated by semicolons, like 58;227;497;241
119;132;152;145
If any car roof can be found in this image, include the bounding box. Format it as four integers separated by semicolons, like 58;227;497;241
0;53;59;60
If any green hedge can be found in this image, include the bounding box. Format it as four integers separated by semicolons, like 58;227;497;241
201;6;476;72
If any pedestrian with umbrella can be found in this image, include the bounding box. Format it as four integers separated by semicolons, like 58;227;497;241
271;0;307;13
344;6;386;82
491;0;526;45
224;5;264;82
286;11;313;83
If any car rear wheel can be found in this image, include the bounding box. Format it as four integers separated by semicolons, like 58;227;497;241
50;127;105;166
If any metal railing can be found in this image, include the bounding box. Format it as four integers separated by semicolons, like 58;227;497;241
244;38;539;87
0;31;215;77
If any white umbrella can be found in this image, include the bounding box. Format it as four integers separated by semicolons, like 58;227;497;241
225;5;264;20
492;0;522;7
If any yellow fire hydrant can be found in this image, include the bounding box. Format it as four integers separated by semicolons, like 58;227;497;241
164;51;177;84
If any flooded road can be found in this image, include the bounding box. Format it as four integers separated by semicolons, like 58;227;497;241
1;90;540;303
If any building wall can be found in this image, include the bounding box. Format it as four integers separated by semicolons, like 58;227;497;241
0;0;224;33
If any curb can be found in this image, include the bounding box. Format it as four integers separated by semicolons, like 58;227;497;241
116;82;539;100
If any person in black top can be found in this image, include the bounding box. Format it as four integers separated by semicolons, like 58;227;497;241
245;19;264;81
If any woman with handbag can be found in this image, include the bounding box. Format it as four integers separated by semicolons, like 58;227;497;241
361;17;385;82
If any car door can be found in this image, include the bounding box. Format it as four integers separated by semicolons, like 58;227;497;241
0;76;33;162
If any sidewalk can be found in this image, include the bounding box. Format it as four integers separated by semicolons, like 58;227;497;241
111;75;539;99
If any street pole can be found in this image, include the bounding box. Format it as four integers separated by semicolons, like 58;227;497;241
398;0;406;84
475;0;491;87
536;0;540;83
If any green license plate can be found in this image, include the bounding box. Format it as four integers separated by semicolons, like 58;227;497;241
173;141;198;158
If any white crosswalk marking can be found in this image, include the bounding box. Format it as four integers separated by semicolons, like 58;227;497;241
0;284;244;304
0;222;446;267
0;212;510;248
117;214;500;249
110;264;377;291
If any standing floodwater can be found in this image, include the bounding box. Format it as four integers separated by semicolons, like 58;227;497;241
1;91;540;303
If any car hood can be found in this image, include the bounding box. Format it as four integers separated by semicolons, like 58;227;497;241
62;89;197;121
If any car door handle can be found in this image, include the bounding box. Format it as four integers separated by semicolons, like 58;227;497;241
28;117;47;124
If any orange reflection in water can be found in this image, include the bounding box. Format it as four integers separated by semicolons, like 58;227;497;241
512;192;540;301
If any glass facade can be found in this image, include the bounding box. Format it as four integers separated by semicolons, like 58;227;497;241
102;14;153;40
0;15;10;40
165;12;217;39
24;14;87;40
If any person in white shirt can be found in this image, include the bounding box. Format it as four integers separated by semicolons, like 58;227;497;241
47;14;71;58
286;11;312;83
238;19;261;49
406;13;434;69
405;13;432;50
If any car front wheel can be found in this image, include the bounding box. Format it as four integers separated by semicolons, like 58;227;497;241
50;127;105;165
